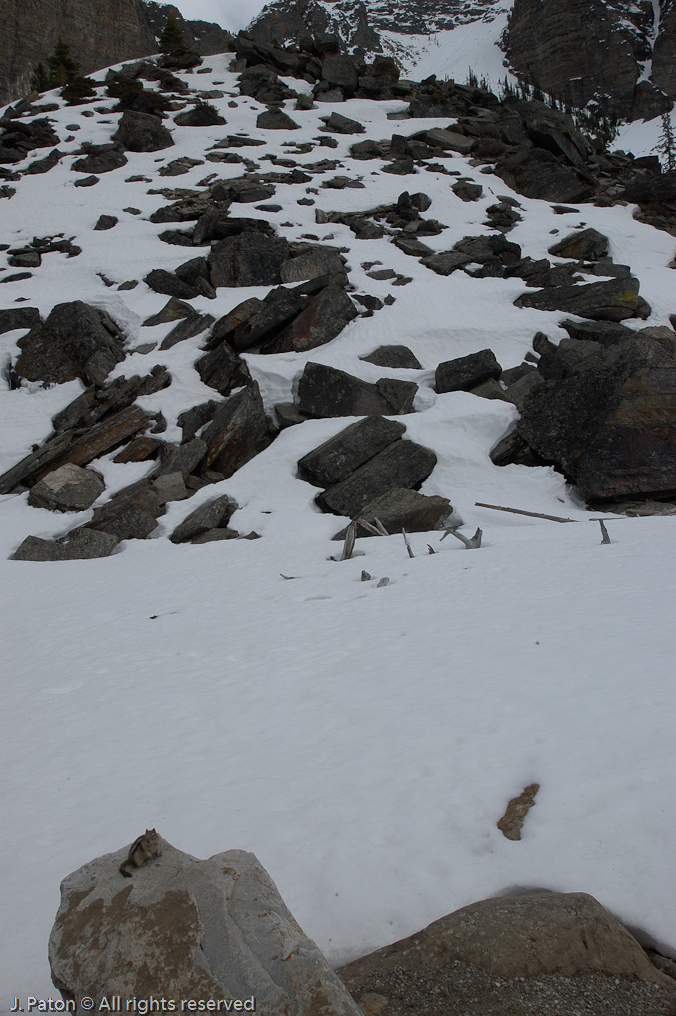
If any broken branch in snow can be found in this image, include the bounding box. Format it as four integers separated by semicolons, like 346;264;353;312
441;527;483;549
475;502;578;523
402;528;415;558
341;519;357;561
356;517;385;537
427;544;436;555
599;519;611;544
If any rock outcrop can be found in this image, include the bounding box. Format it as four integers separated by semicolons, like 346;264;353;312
0;0;155;106
49;837;362;1014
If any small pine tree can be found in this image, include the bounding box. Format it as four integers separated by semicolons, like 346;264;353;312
158;12;187;55
654;112;676;172
466;67;478;88
47;37;80;87
31;62;50;92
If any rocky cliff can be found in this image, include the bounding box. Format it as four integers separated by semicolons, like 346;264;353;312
0;0;157;106
505;0;674;120
141;1;234;57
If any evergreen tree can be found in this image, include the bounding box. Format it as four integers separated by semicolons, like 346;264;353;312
158;12;187;55
30;63;50;93
47;37;80;87
655;112;676;172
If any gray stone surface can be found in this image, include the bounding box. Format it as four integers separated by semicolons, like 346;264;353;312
208;232;290;288
298;363;416;418
335;487;452;539
152;472;189;504
548;228;608;261
515;276;645;321
317;440;437;517
12;528;119;561
170;494;237;544
280;248;346;284
360;345;422;369
260;284;358;354
155;439;208;479
113;110;175;152
201;382;271;478
49;839;363;1011
15;301;126;386
298;416;406;488
436;349;502;394
28;463;104;512
337;892;671;984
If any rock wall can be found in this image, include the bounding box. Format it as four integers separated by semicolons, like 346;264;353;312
652;0;676;99
141;1;234;56
0;0;156;106
505;0;673;120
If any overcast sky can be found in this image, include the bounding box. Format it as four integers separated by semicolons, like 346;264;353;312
169;0;268;33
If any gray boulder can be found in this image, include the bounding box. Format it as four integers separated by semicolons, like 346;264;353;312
155;439;208;479
113;110;175;152
71;145;128;175
548;228;608;260
321;111;365;134
280;248;346;284
435;349;502;394
334;487;452;539
201;382;271;478
256;109;301;130
260;284;358;354
174;104;226;126
208;232;290;288
360;346;423;369
298;416;406;488
12;529;119;561
28;463;104;512
0;306;40;334
170;494;237;543
84;479;165;541
49;839;362;1012
425;128;474;154
515;276;646;321
298;363;417;418
338;892;671;985
15;301;126;386
317;440;437;517
195;343;252;396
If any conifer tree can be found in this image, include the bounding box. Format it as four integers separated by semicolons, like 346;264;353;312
30;63;50;93
159;12;187;55
47;37;80;87
655;112;676;172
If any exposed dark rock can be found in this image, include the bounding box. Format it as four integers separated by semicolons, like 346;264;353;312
113;110;174;152
548;228;608;260
201;382;271;478
170;494;237;543
152;472;190;504
159;312;215;350
0;306;40;333
425;128;474;155
113;436;163;463
260;283;358;354
317;439;437;517
421;251;472;276
297;362;417;418
195;342;251;396
174;103;226;127
215;289;303;353
143;297;194;326
334;487;452;539
24;148;63;174
156;440;208;479
192;209;275;245
452;180;483;202
559;318;638;345
275;403;307;428
495;148;592;204
280;248;345;283
208;232;290;288
85;479;165;540
360;345;422;369
94;214;118;230
28;464;104;512
177;402;218;443
256;110;300;130
74;175;99;188
320;111;365;134
12;529;119;561
72;144;128;174
15;301;126;386
298;416;406;488
436;349;502;394
514;276;646;321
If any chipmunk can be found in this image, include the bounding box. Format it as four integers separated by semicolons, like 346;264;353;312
119;829;162;877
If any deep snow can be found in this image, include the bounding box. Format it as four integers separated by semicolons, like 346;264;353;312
1;47;675;1008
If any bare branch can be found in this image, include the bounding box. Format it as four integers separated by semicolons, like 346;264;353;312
599;519;611;544
377;576;389;587
443;527;482;548
341;519;357;561
356;517;385;537
427;544;436;555
475;502;578;523
402;527;415;558
373;516;389;537
361;569;371;581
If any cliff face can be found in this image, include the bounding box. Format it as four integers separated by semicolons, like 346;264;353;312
141;1;234;56
0;0;156;106
505;0;673;120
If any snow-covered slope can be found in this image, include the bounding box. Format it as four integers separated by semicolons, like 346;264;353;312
1;55;675;1006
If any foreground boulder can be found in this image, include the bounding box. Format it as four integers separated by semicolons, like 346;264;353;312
334;488;452;539
112;110;175;152
298;363;417;418
514;277;647;321
201;382;271;478
28;464;104;512
49;838;362;1012
317;440;437;517
15;301;126;386
12;529;119;561
338;892;670;986
298;416;406;488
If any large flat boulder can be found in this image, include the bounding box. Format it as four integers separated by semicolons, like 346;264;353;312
260;284;358;354
338;892;670;984
208;232;290;288
298;363;417;418
317;440;437;517
49;838;362;1012
12;529;119;561
514;277;645;321
15;301;126;386
435;349;502;393
28;464;104;512
298;417;406;488
113;110;174;152
334;487;452;539
170;494;237;543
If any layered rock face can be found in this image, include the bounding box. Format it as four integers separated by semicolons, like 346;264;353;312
141;1;234;56
506;0;673;119
0;0;155;105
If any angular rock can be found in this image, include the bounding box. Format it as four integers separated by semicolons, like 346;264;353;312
113;436;163;463
177;402;218;443
496;148;592;203
28;464;104;512
497;783;540;840
94;214;118;231
0;306;40;334
152;472;189;504
298;416;406;488
52;406;149;475
142;297;194;326
297;363;416;418
201;382;271;477
548;228;608;261
113;110;174;152
15;301;126;386
155;440;208;479
191;527;240;543
321;111;365;134
280;248;345;284
0;432;75;495
436;349;502;394
72;145;128;174
515;277;644;321
275;403;307;429
192;209;275;246
317;439;437;517
174;104;226;127
48;839;363;1012
208;232;290;288
260;284;357;354
338;892;670;984
12;529;119;562
195;342;251;396
256;109;300;130
425;128;474;155
559;318;638;346
336;488;452;539
170;494;237;543
360;345;422;369
219;288;304;353
144;269;199;300
160;312;215;350
85;479;164;540
420;250;472;276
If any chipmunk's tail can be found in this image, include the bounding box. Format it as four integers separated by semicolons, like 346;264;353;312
119;864;133;877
